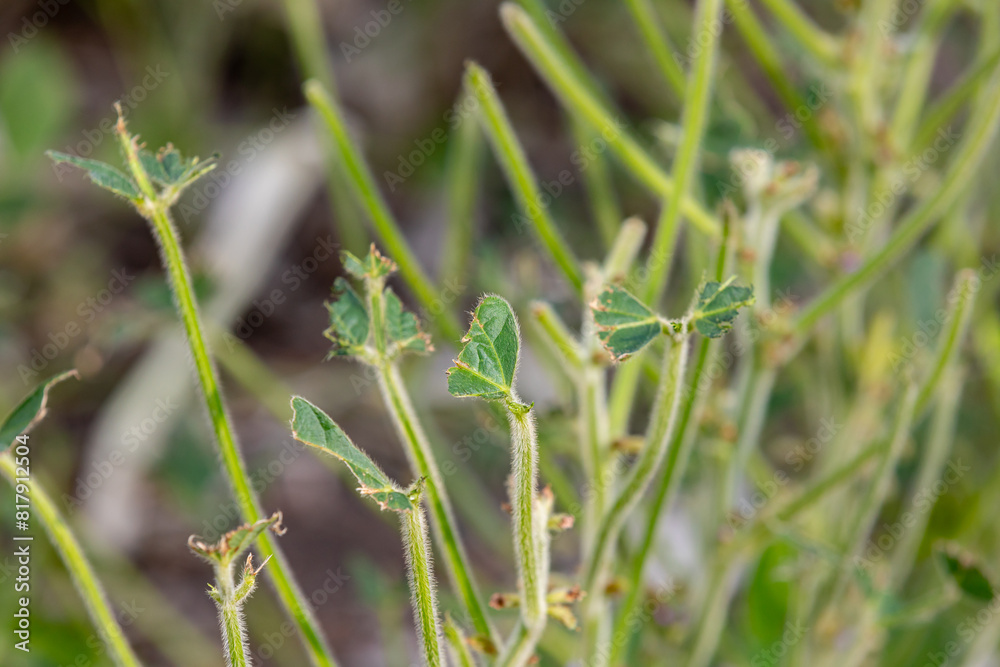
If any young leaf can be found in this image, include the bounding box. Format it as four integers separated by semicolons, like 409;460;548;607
690;278;755;338
290;396;413;512
1;370;79;449
591;284;664;361
46;151;141;201
935;543;997;602
342;244;396;281
447;295;523;406
187;512;285;567
325;277;370;356
384;287;433;355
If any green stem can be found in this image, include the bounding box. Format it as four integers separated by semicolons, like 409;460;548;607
793;65;1000;335
377;363;499;649
756;0;840;66
500;3;721;239
507;407;548;633
220;598;249;667
119;150;337;666
495;620;536;667
402;505;444;667
304;80;463;343
641;0;723;309
572;118;624;249
583;333;690;606
464;62;585;293
723;0;828;152
0;454;142;667
623;0;687;98
441;96;484;288
443;615;476;667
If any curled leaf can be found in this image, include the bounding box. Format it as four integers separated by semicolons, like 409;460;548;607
447;295;527;409
1;370;79;450
290;396;413;512
591;284;664;361
690;277;755;338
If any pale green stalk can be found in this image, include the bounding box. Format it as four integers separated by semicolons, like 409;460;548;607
464;63;584;293
443;615;476;667
441;96;484;288
304;80;463;343
607;212;732;665
756;0;840;66
914;269;977;416
572;119;624;249
912;48;1000;153
530;301;585;374
623;0;687;97
582;333;691;607
213;564;250;667
500;3;721;238
889;367;964;589
723;0;827;151
279;0;368;256
115;119;338;667
687;550;751;667
0;454;141;667
402;505;444;667
641;0;723;308
794;66;1000;335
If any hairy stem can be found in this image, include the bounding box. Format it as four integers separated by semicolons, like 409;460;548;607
377;363;498;648
402;505;444;667
128;195;336;665
508;406;547;632
0;454;142;667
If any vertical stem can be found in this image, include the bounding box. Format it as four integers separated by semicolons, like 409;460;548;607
0;454;142;667
465;63;585;294
623;0;687;98
139;206;337;667
441;97;484;288
220;599;249;667
583;334;691;616
377;363;498;648
402;505;444;667
508;407;547;631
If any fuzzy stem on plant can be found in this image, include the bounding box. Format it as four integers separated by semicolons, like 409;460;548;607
377;362;499;649
402;503;444;667
623;0;687;98
507;405;548;632
0;454;142;667
114;117;338;667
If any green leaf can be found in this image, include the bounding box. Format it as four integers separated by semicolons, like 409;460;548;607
290;396;413;512
325;277;370;356
187;512;285;567
384;287;432;356
1;371;78;449
46;151;140;201
143;144;217;188
935;543;997;602
591;284;664;361
342;244;396;281
447;295;523;406
139;149;169;184
691;277;755;338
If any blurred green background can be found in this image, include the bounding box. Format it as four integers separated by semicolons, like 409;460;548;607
1;0;1000;665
